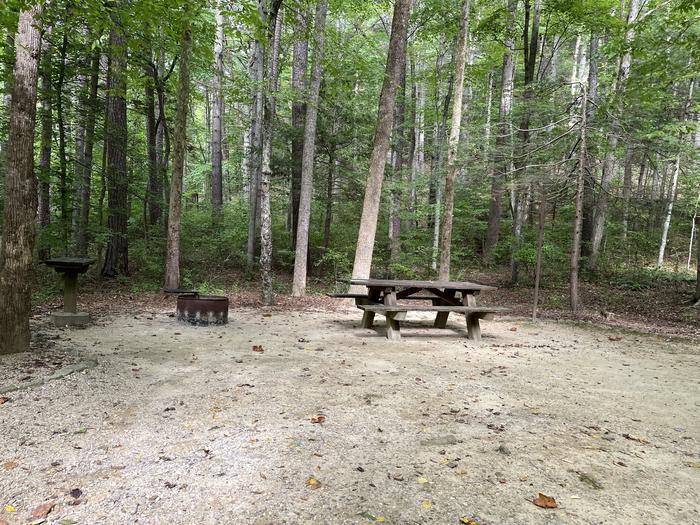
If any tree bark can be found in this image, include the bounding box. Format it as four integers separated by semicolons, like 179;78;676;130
37;33;52;261
56;31;69;252
621;144;634;241
484;0;516;264
588;0;640;271
290;5;309;246
0;6;42;355
246;35;264;267
76;45;100;256
259;0;283;305
349;0;411;292
164;23;192;289
581;33;599;257
101;11;129;278
571;83;588;313
144;50;160;226
211;0;224;216
291;0;328;297
437;0;470;281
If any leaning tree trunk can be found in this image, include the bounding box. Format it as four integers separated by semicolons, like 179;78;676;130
101;13;130;278
259;0;283;305
37;33;52;261
349;0;411;293
0;6;42;355
211;0;224;216
484;0;516;264
588;0;640;271
164;23;192;290
437;0;470;281
570;83;588;313
291;0;328;297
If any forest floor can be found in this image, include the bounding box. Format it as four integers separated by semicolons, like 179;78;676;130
1;294;699;524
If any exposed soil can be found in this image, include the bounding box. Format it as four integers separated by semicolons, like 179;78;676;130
1;300;698;524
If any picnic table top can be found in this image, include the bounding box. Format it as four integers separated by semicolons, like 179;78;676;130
348;278;497;291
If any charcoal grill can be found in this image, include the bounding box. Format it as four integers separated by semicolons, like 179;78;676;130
166;289;229;326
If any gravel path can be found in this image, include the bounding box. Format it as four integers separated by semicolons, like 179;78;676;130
1;307;698;524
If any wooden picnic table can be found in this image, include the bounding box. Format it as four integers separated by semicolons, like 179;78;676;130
335;278;507;341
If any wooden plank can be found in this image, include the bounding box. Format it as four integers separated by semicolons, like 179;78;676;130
464;292;481;341
433;288;456;329
358;305;507;313
384;289;401;341
348;278;497;291
361;288;382;329
327;293;370;299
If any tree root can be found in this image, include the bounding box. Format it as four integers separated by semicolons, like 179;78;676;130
0;358;98;395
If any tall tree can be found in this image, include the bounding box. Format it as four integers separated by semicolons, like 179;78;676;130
37;32;52;261
588;0;641;271
570;83;588;313
437;0;470;281
349;0;411;292
211;0;224;216
164;21;193;289
0;6;42;354
101;8;129;277
484;0;516;264
291;0;328;297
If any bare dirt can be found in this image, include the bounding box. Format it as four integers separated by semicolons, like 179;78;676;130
1;303;699;525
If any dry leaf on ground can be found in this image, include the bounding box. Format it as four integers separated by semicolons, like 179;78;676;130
2;461;18;470
252;345;264;353
306;476;321;489
31;501;56;519
0;397;9;405
311;415;326;424
421;500;432;509
533;493;557;509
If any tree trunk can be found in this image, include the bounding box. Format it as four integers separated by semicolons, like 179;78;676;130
581;33;599;257
532;180;546;321
323;140;336;252
37;33;52;261
259;0;283;305
484;0;516;264
76;45;100;256
349;0;411;292
570;83;588;313
144;52;160;227
621;145;634;241
588;0;640;271
437;0;470;281
246;36;264;268
290;5;309;246
164;23;192;289
211;0;224;216
0;6;42;355
101;12;129;278
291;0;327;297
56;31;69;252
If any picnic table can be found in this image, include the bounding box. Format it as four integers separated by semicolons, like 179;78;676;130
333;278;508;341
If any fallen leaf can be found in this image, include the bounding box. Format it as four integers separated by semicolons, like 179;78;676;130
69;488;82;499
252;345;264;353
421;500;432;509
58;520;78;525
31;501;55;519
0;397;9;405
460;518;479;525
509;327;518;331
357;512;385;523
3;504;16;513
306;476;321;489
533;493;557;509
2;461;18;470
311;415;326;424
622;433;649;444
608;336;623;342
417;476;429;484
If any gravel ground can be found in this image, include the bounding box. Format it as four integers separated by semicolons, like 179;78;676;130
1;305;699;525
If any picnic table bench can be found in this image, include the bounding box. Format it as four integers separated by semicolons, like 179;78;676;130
330;278;508;341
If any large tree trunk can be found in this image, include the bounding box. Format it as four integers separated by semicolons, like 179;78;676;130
101;13;129;278
581;33;599;257
587;0;640;271
211;0;224;216
289;5;309;246
56;31;69;252
259;0;283;305
291;0;328;297
76;45;100;256
144;51;160;227
437;0;470;281
0;6;42;355
246;37;264;268
349;0;411;292
483;0;516;264
164;23;192;289
37;33;52;261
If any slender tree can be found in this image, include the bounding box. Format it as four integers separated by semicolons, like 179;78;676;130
37;32;52;261
164;21;193;289
349;0;411;292
0;6;43;354
292;0;328;297
211;0;224;216
438;0;470;281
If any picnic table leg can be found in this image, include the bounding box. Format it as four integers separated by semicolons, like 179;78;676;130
384;290;401;341
463;292;482;341
361;288;382;329
434;289;456;329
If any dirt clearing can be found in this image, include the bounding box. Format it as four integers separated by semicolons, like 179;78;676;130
1;306;698;524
